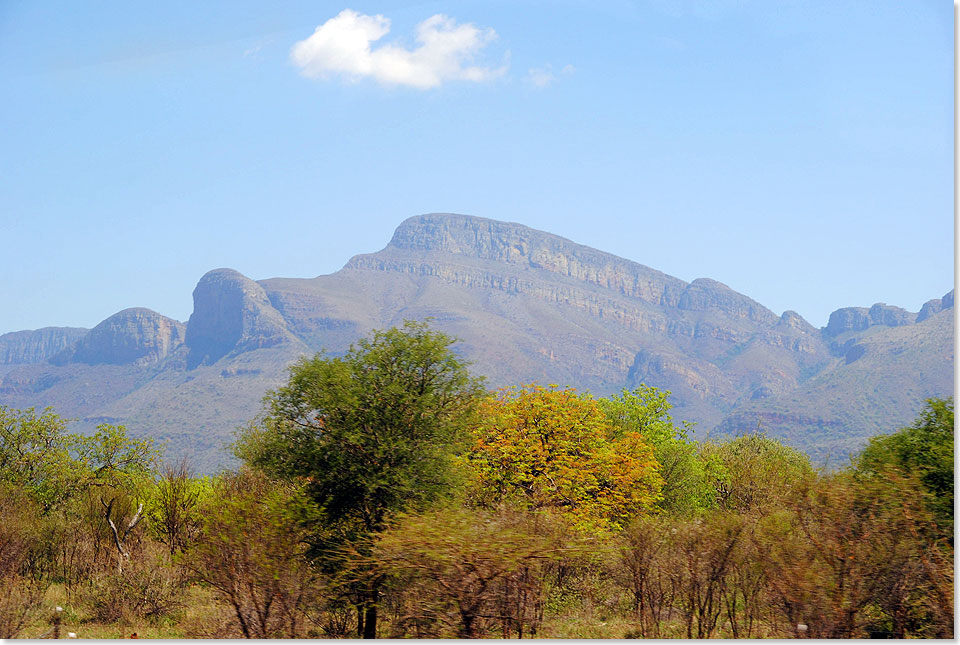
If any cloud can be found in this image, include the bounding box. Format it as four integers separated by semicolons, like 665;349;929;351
243;43;265;59
290;9;506;89
526;63;575;88
527;66;555;88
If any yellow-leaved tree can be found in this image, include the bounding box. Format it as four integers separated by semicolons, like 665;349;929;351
467;384;663;531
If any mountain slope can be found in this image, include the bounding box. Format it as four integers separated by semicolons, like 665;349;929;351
0;214;951;471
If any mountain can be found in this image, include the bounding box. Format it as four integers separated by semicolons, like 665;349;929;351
0;327;88;369
0;214;952;471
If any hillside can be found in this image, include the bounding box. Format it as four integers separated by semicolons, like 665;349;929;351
0;214;952;471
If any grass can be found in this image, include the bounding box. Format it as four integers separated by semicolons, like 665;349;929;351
19;583;223;640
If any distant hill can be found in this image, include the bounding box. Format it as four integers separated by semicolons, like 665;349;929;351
0;214;952;472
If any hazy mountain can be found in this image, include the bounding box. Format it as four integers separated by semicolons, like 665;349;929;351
1;214;952;472
0;327;88;368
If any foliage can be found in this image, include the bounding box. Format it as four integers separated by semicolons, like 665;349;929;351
700;432;813;515
73;423;159;492
468;384;663;532
237;321;485;637
145;460;211;556
0;407;75;511
0;391;953;639
367;506;572;638
0;482;48;638
86;542;188;624
184;469;321;638
238;321;485;536
857;397;954;537
758;469;953;638
599;386;720;515
0;406;159;512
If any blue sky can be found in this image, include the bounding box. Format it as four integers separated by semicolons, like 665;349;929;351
0;0;953;334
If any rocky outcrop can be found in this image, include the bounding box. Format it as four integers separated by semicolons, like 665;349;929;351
55;308;184;366
823;303;917;337
185;268;297;368
917;289;955;322
350;213;689;306
627;348;736;405
868;303;915;328
823;307;872;337
677;278;778;325
0;213;950;472
0;327;88;365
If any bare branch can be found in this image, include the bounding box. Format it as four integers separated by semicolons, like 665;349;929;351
102;497;128;559
123;503;144;541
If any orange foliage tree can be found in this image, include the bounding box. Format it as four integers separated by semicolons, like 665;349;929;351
467;385;663;531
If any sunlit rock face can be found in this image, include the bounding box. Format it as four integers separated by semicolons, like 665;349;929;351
0;214;951;472
0;327;88;365
185;268;297;368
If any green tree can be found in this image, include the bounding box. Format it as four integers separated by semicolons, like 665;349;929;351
700;432;812;515
237;320;485;638
599;386;720;515
857;397;954;539
0;407;74;512
0;407;158;512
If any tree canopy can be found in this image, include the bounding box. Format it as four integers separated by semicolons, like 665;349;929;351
857;397;954;538
0;406;158;512
239;321;485;535
467;384;663;531
236;321;486;637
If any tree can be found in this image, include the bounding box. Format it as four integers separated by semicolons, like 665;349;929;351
186;470;321;638
758;469;952;638
599;386;720;515
857;397;954;539
0;407;75;512
146;459;209;557
468;384;663;532
700;432;812;515
0;407;158;513
365;507;569;638
237;320;485;638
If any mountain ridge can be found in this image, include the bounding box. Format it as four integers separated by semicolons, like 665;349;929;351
1;214;952;471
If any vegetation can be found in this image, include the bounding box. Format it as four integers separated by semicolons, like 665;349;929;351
0;323;953;638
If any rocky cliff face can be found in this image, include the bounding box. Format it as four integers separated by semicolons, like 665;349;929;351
917;289;955;322
0;213;950;472
677;278;779;325
54;308;184;366
185;268;300;368
350;213;689;306
823;302;917;337
0;327;88;365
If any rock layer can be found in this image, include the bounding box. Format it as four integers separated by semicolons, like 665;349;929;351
0;327;88;365
185;268;299;368
0;213;951;472
58;308;184;366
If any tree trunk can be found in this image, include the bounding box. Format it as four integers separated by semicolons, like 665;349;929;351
362;584;379;639
362;604;377;639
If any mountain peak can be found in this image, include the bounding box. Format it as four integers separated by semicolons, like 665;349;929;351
351;213;689;307
386;213;565;257
184;268;297;368
56;307;184;366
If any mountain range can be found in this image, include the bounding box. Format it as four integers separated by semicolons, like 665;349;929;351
1;214;953;472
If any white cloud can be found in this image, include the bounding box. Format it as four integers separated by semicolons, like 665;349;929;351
527;66;555;88
290;9;505;89
526;63;575;88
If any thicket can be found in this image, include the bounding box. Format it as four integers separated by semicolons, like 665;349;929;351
0;323;953;638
